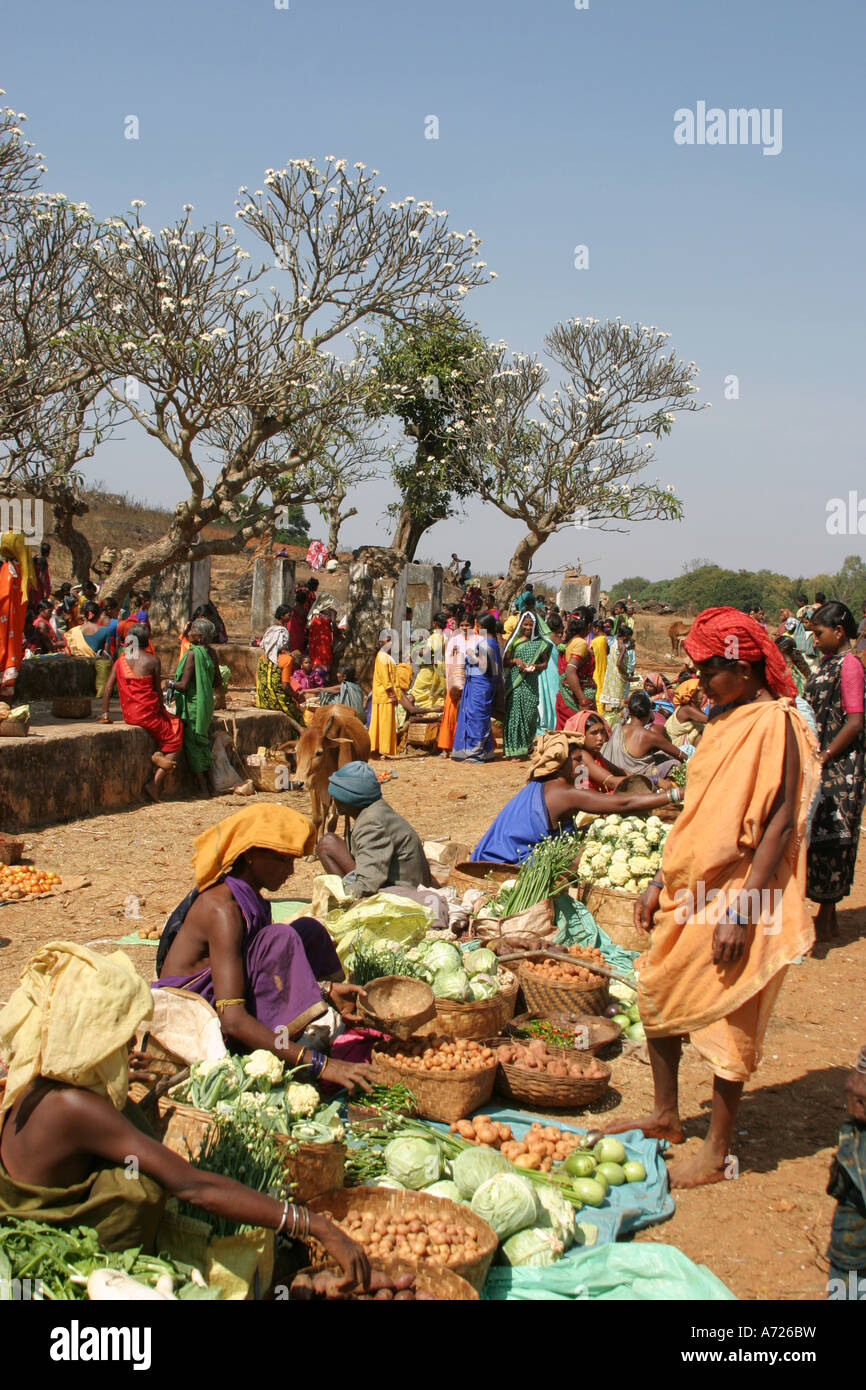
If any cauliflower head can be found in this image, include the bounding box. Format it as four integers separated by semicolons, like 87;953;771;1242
629;855;656;877
243;1049;284;1089
285;1082;320;1119
608;863;631;888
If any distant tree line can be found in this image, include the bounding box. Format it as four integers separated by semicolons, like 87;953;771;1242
610;556;866;616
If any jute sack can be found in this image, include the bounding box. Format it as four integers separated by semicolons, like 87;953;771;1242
474;897;556;945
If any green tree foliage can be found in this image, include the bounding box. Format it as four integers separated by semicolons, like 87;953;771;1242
366;308;490;559
610;558;866;615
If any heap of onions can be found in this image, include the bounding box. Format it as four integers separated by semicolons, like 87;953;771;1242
337;1209;481;1267
376;1037;495;1074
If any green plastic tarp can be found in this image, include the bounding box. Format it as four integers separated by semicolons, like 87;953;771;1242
482;1242;736;1300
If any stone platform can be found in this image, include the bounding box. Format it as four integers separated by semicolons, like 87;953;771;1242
0;703;296;830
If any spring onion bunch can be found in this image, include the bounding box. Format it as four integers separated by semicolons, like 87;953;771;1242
488;833;585;917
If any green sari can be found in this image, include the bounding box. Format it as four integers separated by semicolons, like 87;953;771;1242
504;637;548;756
174;644;215;772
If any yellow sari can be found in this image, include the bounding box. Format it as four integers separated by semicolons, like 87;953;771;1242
639;699;820;1081
369;648;398;755
591;634;607;710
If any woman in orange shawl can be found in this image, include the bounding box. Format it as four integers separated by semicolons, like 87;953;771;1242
0;533;36;698
606;608;820;1188
437;617;470;756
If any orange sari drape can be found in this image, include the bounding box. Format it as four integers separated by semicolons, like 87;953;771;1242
638;699;820;1081
0;559;25;691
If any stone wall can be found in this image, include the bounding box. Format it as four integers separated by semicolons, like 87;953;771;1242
342;549;404;682
406;563;443;631
0;708;299;830
250;556;296;637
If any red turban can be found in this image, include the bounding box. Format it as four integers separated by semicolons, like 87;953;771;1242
683;606;796;699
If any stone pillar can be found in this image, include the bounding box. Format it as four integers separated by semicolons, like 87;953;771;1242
150;558;212;634
250;556;296;638
342;551;404;683
557;572;601;613
406;563;443;632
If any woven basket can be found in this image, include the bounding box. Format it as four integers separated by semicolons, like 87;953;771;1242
580;882;650;953
154;1096;217;1161
276;1138;345;1203
51;696;92;719
450;861;519;898
406;720;441;748
487;1037;611;1109
418;968;519;1041
359;975;436;1040
370;1045;497;1124
0;834;24;865
517;962;609;1018
290;1258;478;1300
306;1187;497;1291
506;1011;622;1055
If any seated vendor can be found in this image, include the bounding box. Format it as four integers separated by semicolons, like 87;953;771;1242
561;709;629;791
154;804;374;1094
602;690;687;785
316;761;433;895
470;730;679;864
0;941;369;1284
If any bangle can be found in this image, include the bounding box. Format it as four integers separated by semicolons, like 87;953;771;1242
296;1047;306;1068
276;1199;290;1234
307;1050;326;1079
650;878;663;890
856;1046;866;1075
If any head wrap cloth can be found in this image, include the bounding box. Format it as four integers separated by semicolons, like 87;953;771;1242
328;760;382;809
0;942;153;1114
684;607;796;699
527;730;585;781
192;804;316;890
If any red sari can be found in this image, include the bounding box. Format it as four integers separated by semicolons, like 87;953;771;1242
307;615;333;671
115;655;183;754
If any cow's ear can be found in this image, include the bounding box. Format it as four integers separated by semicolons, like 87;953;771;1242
323;713;336;738
334;736;355;769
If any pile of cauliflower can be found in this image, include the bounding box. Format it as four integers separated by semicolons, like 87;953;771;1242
577;814;668;895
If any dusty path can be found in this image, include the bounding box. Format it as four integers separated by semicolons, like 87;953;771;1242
1;752;862;1301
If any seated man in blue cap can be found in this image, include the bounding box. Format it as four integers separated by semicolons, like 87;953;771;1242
317;760;433;897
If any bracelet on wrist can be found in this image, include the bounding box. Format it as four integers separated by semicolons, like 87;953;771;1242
855;1046;866;1075
650;878;663;890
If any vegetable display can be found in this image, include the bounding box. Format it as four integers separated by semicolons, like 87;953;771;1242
470;1172;539;1241
494;1040;607;1083
512;1018;583;1049
0;865;62;900
350;937;507;1005
170;1054;343;1142
175;1115;287;1238
350;1083;417;1115
290;1268;442;1300
334;1207;482;1268
577;814;669;893
449;1116;514;1148
0;1220;217;1300
521;945;606;985
374;1037;496;1074
499;1122;581;1172
383;1137;443;1190
484;834;584;917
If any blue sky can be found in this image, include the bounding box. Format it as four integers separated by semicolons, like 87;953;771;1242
4;0;864;586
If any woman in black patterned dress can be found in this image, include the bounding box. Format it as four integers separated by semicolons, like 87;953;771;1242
805;602;866;939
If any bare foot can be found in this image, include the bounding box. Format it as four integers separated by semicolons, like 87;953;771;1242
666;1149;728;1188
143;780;160;803
151;752;176;771
604;1113;684;1144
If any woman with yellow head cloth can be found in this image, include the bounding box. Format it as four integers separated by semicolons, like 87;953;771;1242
154;805;375;1095
469;730;675;864
0;940;370;1282
1;531;36;698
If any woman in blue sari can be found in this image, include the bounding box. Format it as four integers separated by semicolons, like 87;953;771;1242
451;615;502;762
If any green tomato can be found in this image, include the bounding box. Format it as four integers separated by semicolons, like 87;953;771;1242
593;1137;627;1165
626;1003;641;1025
565;1152;597;1178
591;1168;609;1193
611;1013;631;1031
623;1160;647;1183
572;1177;607;1207
626;1022;646;1042
596;1161;626;1186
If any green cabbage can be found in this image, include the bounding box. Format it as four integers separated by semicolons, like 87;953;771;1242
464;948;498;977
431;967;471;1001
423;1180;464;1203
384;1137;443;1189
451;1145;512;1198
535;1185;575;1249
500;1226;564;1267
424;941;462;973
470;1172;539;1240
469;975;498;1001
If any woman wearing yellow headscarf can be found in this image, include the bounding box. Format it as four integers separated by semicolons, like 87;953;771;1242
0;532;36;698
0;940;370;1282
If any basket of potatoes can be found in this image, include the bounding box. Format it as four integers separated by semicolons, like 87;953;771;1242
486;1035;610;1109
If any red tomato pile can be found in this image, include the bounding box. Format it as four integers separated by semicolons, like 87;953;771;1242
0;865;62;900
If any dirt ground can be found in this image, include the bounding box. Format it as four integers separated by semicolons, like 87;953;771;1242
1;742;861;1303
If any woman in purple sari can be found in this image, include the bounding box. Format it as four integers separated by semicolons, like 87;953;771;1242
451;615;502;763
154;805;375;1093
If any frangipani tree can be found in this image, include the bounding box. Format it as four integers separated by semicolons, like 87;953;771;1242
71;158;489;599
456;318;703;607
